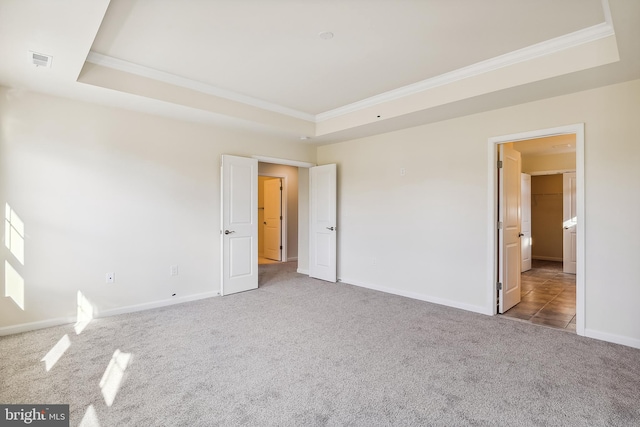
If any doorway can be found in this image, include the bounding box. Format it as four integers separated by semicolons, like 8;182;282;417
257;163;300;266
488;124;585;335
221;155;336;296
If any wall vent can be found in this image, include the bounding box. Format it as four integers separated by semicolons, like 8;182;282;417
30;51;52;68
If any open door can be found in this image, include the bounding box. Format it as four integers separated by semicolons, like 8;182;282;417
221;155;258;295
563;172;577;274
309;164;337;282
498;144;522;313
521;173;532;272
264;178;282;261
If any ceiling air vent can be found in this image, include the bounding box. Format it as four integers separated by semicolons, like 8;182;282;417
30;51;52;68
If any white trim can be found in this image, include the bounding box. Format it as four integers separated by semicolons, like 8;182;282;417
488;124;585;336
340;277;492;315
0;291;219;336
252;155;315;168
0;316;75;336
296;268;309;275
601;0;613;27
316;23;614;122
584;329;640;350
96;291;218;318
87;9;614;127
86;52;316;122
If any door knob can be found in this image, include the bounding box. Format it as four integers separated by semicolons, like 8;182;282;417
224;230;235;235
518;233;524;237
326;226;335;231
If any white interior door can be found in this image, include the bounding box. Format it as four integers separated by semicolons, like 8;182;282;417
221;155;258;295
309;164;337;282
563;172;577;274
264;178;282;261
521;173;532;272
498;144;522;313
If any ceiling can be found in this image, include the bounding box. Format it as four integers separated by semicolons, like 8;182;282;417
514;134;576;156
0;0;639;145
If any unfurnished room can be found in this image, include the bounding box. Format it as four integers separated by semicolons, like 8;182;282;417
1;1;639;425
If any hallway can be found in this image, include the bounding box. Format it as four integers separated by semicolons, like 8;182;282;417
502;260;576;332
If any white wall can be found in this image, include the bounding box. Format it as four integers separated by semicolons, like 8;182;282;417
2;81;639;348
0;88;315;333
317;79;640;348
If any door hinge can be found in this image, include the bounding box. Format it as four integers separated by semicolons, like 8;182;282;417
497;221;503;229
280;216;283;220
497;160;503;169
497;282;503;291
280;186;283;191
279;246;283;250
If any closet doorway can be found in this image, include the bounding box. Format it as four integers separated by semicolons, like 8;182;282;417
490;124;584;335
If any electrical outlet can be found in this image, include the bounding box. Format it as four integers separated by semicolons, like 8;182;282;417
170;265;178;276
106;272;115;284
400;167;406;176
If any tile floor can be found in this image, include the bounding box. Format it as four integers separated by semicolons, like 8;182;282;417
502;259;576;332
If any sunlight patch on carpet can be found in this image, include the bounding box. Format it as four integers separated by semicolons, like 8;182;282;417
41;334;71;372
75;291;94;335
99;349;131;407
79;404;101;427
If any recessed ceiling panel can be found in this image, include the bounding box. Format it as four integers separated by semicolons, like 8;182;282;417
92;0;604;115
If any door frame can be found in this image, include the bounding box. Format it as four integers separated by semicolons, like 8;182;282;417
252;156;316;275
487;124;585;335
259;173;287;262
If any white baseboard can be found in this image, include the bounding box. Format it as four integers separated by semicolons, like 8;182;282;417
286;257;298;261
532;256;563;262
0;291;219;337
297;268;309;275
584;328;640;349
338;277;491;315
97;291;219;318
0;316;76;336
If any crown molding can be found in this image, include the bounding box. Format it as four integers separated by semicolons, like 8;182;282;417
87;12;614;128
315;21;615;122
85;51;316;122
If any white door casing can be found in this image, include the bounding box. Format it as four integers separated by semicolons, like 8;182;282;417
563;172;577;274
221;155;258;295
264;178;282;261
309;164;337;282
489;124;584;335
521;173;532;272
498;144;522;313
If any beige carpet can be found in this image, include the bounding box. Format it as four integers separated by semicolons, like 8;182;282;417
1;261;639;426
